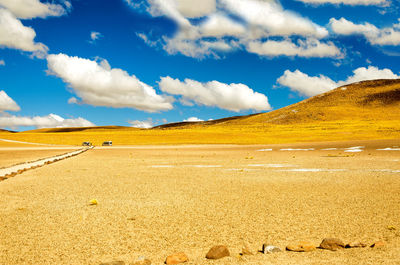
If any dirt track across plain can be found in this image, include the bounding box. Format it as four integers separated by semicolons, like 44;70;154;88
0;141;399;264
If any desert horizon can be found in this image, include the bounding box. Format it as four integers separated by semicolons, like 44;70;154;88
1;0;400;264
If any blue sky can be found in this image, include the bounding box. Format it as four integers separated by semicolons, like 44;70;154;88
0;0;399;130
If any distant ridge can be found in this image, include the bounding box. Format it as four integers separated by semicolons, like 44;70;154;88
0;129;15;133
1;79;399;145
153;113;260;129
152;79;400;129
24;126;133;133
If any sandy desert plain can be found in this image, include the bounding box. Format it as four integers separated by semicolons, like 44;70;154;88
0;139;399;265
0;80;400;264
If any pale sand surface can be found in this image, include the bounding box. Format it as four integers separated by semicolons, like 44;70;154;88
0;138;62;147
0;140;400;264
0;148;80;168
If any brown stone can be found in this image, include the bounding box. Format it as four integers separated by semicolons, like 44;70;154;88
371;241;385;248
205;245;230;259
99;261;125;265
165;252;188;264
345;241;367;248
319;238;345;251
286;241;316;252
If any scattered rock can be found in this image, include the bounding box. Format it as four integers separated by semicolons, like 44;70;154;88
241;243;253;255
371;241;385;248
206;245;230;259
165;252;188;264
345;241;367;248
130;256;151;265
99;261;125;265
286;241;316;252
319;238;345;251
262;244;282;254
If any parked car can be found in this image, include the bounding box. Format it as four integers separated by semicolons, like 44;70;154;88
102;141;112;146
82;142;92;146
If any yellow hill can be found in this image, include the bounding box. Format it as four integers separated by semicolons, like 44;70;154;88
27;126;134;133
0;129;14;133
0;79;399;145
157;79;400;129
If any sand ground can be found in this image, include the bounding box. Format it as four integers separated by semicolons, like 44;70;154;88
0;148;79;168
0;140;399;264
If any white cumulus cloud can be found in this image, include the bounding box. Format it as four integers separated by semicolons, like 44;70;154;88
128;119;155;128
294;0;388;6
159;76;272;112
183;117;204;122
0;113;95;130
173;0;216;18
277;66;400;97
90;31;102;42
46;53;174;112
0;90;20;111
0;0;68;19
246;38;341;58
199;13;246;38
0;8;48;57
67;97;78;104
277;70;338;97
0;91;92;130
132;0;332;59
0;114;95;129
219;0;328;38
330;17;400;46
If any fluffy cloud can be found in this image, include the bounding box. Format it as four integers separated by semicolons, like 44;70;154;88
183;117;203;122
246;38;341;58
0;8;48;57
159;76;271;112
198;13;246;38
132;0;333;59
0;0;68;19
294;0;388;6
168;0;216;18
164;37;235;58
67;97;78;104
0;90;20;111
277;70;338;97
90;31;102;42
219;0;328;38
330;18;400;46
0;113;94;129
0;90;93;130
277;66;400;97
128;119;155;128
46;53;174;112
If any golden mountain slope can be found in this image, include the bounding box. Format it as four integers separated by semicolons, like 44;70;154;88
0;79;399;145
157;79;400;129
27;126;134;133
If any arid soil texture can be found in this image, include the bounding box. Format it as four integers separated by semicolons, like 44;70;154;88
0;148;80;168
0;140;399;264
